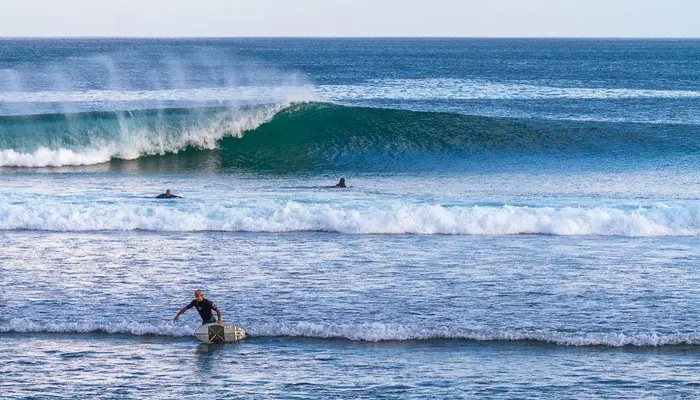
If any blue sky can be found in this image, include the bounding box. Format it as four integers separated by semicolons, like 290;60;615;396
0;0;697;37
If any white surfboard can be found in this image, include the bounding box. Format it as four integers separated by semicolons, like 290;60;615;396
194;323;247;343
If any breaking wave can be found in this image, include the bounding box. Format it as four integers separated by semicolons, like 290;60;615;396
0;102;697;170
0;200;697;236
0;104;285;167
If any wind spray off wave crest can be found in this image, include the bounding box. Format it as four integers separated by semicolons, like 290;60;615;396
0;47;318;167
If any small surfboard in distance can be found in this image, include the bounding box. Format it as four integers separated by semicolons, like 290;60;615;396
194;323;246;343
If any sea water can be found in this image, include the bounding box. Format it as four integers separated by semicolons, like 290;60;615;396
1;38;699;398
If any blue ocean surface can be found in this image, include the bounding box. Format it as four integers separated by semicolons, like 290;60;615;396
0;38;699;398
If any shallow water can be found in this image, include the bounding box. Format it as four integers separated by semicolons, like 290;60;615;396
2;231;700;398
2;335;700;399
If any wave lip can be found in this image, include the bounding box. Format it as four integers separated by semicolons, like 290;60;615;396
0;200;697;237
2;319;697;347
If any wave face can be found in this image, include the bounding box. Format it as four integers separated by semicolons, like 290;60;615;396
1;102;697;171
2;319;697;347
0;199;697;236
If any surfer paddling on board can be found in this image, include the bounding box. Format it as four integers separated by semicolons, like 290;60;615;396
155;188;181;199
321;178;348;189
173;290;223;326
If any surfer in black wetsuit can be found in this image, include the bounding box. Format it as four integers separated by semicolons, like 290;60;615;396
334;178;346;188
173;290;223;326
155;188;182;199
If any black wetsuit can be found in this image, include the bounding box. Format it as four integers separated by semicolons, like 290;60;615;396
186;299;219;323
155;193;181;198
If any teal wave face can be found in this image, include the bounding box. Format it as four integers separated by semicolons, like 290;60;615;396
1;102;698;172
210;102;700;172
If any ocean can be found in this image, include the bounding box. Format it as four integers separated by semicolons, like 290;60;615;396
1;38;699;398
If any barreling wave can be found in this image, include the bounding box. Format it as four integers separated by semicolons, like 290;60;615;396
0;199;698;236
0;102;697;170
2;319;698;347
0;103;700;172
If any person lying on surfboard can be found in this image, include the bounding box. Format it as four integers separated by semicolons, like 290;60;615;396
173;289;223;326
155;188;182;199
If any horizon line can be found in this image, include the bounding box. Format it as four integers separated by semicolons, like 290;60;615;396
1;35;700;40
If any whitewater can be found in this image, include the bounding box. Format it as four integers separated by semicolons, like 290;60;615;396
1;38;700;399
0;196;698;236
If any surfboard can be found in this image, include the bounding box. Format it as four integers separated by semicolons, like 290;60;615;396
194;323;246;343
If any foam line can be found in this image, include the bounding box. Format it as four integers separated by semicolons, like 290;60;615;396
2;319;697;347
0;201;697;236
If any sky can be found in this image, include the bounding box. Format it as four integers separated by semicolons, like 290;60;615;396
0;0;697;38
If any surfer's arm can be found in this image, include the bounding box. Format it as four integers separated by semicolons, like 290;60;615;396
216;307;223;326
173;307;188;322
174;301;195;322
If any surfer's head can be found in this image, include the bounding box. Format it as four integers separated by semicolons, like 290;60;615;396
165;189;172;196
194;289;204;302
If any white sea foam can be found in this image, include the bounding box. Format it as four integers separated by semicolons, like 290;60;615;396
320;78;700;101
2;319;697;347
0;318;193;337
0;104;283;167
0;147;113;167
247;322;700;346
0;200;697;236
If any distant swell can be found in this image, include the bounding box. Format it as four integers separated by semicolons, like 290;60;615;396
2;320;698;347
322;78;700;101
0;200;697;236
1;102;697;171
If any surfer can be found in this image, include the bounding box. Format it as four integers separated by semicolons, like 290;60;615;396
334;177;347;188
155;188;182;199
173;290;223;326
